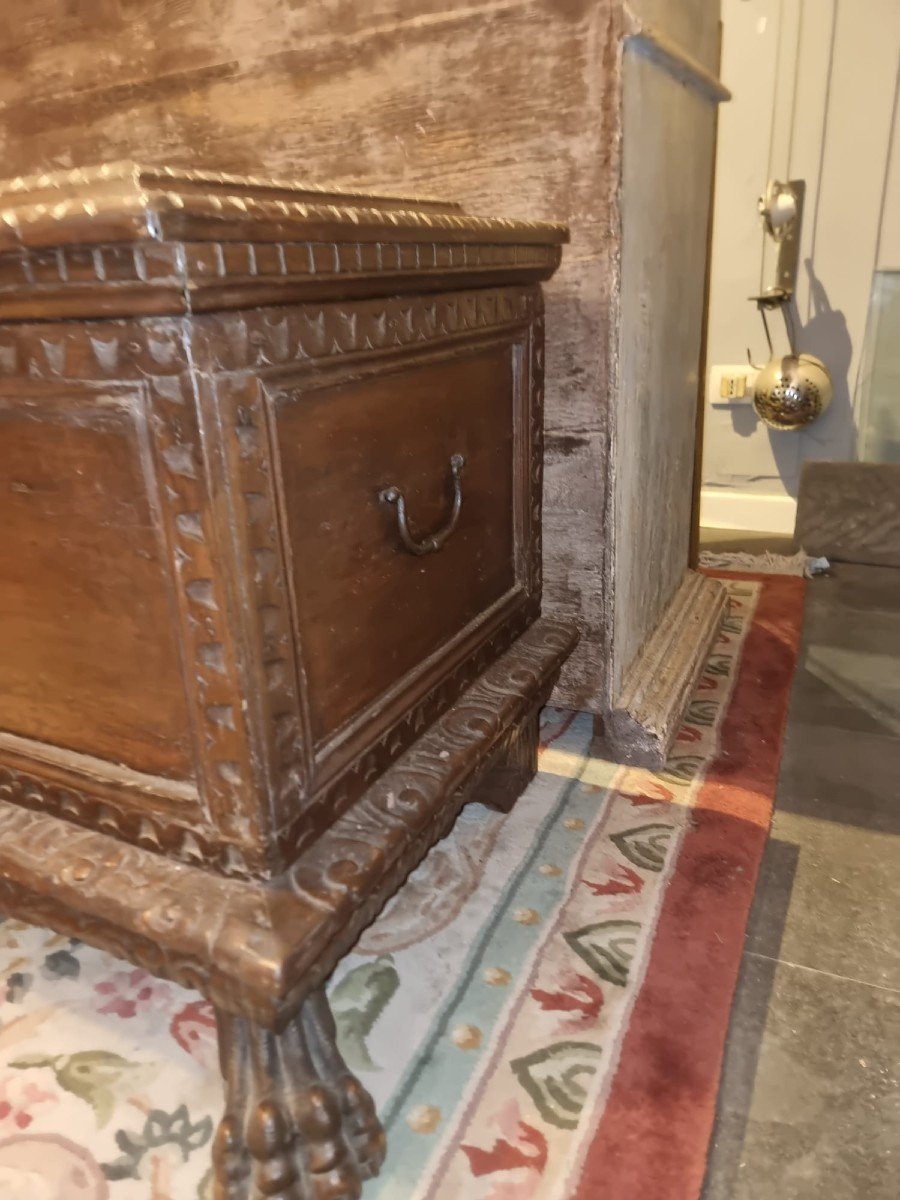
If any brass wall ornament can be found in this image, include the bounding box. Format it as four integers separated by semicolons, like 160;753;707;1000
747;179;833;430
752;353;833;431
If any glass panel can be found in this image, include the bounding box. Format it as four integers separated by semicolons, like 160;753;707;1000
857;271;900;462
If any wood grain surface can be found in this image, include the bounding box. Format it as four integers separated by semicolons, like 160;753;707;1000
0;0;622;709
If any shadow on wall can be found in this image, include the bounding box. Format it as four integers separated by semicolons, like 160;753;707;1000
726;259;856;497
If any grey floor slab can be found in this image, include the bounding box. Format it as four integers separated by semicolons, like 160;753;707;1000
745;813;900;990
775;722;900;835
804;563;900;614
788;664;900;738
794;592;900;737
700;537;900;1200
705;957;900;1200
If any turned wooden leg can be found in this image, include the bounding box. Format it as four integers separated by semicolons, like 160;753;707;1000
212;986;386;1200
467;707;540;814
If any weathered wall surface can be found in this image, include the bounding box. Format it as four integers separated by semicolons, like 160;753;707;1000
1;0;722;715
612;38;718;693
0;0;623;710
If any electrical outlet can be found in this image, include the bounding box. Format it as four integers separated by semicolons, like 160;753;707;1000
719;372;747;400
710;364;757;405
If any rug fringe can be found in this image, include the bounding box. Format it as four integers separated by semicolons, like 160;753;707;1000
698;549;817;577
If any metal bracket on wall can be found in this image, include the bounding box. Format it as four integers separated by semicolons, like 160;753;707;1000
747;179;806;363
756;178;806;301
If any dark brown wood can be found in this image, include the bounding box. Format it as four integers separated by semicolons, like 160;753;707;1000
0;162;575;1200
471;707;542;815
213;987;386;1199
0;2;727;738
0;2;618;717
0;615;576;1025
0;383;194;780
275;342;519;745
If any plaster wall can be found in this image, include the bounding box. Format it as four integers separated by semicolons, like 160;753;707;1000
702;0;900;531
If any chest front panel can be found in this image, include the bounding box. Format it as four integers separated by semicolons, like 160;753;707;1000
269;332;531;807
194;286;545;862
0;161;563;879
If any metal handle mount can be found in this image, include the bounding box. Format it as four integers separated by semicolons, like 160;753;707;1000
379;453;465;556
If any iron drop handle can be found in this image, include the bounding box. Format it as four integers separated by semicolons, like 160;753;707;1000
379;453;465;556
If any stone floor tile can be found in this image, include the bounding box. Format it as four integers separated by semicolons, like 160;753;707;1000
704;957;900;1200
744;815;900;990
806;563;900;615
776;722;900;836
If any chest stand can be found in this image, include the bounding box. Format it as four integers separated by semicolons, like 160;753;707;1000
0;624;574;1200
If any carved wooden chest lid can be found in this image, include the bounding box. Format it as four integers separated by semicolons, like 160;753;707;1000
0;162;567;319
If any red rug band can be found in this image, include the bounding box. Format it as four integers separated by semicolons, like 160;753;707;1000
574;573;805;1199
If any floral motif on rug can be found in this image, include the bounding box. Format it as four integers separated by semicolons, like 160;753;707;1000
0;579;761;1200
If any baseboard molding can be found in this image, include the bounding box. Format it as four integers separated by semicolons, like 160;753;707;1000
597;569;728;770
700;487;797;535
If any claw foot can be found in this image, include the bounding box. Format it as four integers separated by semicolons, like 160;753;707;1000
213;986;385;1200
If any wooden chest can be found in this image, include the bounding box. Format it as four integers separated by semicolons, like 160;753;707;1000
0;163;575;1199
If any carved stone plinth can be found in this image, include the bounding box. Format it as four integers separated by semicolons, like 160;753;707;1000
595;569;727;769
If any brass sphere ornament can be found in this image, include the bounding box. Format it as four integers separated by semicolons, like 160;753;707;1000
752;353;832;431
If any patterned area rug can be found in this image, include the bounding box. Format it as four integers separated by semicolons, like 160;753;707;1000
0;573;803;1200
